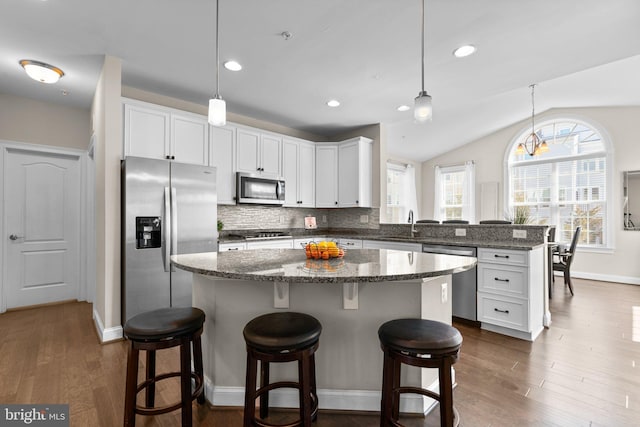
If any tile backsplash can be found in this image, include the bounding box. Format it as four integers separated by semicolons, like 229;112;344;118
217;205;380;232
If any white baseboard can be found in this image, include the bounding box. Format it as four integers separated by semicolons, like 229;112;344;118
92;308;123;343
555;271;640;286
204;376;435;415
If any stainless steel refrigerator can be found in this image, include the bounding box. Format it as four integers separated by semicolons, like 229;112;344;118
121;156;217;324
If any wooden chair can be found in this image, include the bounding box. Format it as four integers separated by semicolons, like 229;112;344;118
552;226;581;295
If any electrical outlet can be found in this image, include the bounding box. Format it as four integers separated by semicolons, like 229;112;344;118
279;215;285;224
441;282;448;303
513;229;527;239
455;228;467;237
322;215;327;223
360;214;369;223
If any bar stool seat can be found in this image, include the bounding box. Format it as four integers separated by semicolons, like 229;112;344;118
243;312;322;427
378;319;462;427
123;307;205;427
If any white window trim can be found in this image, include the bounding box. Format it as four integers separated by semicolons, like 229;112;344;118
434;161;475;223
503;113;615;250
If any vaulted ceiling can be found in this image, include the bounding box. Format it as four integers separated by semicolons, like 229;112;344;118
2;0;639;161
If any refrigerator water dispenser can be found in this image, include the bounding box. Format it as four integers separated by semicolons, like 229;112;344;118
136;216;161;249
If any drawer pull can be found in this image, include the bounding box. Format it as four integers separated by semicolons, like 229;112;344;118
228;247;239;251
494;277;510;282
494;254;510;259
494;308;510;314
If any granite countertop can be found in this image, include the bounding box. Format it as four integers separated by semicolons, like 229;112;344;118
172;249;477;284
218;232;544;250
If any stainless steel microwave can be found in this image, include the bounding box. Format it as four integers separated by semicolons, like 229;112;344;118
236;172;285;205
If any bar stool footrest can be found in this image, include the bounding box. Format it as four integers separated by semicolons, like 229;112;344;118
134;371;204;416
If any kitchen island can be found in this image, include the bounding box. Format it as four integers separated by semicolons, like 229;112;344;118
172;249;476;415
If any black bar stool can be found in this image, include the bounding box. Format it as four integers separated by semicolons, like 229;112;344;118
378;318;462;427
243;312;322;427
123;307;206;427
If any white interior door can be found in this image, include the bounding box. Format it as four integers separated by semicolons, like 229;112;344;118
4;149;81;309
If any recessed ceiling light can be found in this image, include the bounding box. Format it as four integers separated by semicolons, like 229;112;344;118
327;100;340;107
19;59;64;84
453;45;477;58
224;60;242;71
397;105;410;112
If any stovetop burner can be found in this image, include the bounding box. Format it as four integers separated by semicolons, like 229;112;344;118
245;231;291;240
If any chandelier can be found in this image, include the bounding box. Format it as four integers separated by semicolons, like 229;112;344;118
516;84;548;156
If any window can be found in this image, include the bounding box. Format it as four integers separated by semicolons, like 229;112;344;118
506;119;610;247
386;162;418;223
434;162;475;222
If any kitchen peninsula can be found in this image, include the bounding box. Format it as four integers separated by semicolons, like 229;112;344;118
172;248;476;414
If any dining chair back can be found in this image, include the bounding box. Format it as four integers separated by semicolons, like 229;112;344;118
552;226;581;295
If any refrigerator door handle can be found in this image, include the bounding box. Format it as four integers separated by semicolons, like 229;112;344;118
170;187;178;272
163;186;171;272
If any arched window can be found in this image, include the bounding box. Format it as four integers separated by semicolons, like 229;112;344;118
505;118;611;248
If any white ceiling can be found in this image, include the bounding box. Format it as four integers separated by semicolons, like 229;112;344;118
2;0;639;162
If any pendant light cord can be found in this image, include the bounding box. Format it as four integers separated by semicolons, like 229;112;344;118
420;0;425;92
215;0;220;98
530;84;536;135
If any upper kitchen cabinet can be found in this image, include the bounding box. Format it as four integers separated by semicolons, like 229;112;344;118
236;127;282;179
338;137;372;207
123;98;209;166
316;137;373;208
283;138;316;207
210;124;236;205
315;144;339;207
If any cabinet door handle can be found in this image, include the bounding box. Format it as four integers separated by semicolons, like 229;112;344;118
356;200;359;204
335;201;338;205
494;254;510;259
494;277;510;282
494;308;510;314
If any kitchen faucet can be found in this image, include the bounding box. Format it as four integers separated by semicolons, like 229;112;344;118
408;209;417;238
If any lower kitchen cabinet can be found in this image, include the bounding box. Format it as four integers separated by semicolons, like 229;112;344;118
218;242;246;251
246;239;294;249
476;247;544;341
362;240;422;251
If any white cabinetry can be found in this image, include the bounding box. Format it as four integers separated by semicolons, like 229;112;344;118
315;144;339;207
338;137;373;208
336;238;363;249
123;99;208;165
315;137;373;208
246;239;294;249
476;247;544;341
283;138;315;207
362;240;422;252
236;127;282;179
218;242;246;251
210;124;236;205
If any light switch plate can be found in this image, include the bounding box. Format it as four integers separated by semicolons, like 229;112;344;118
441;282;448;303
360;215;369;223
513;229;527;239
455;228;467;237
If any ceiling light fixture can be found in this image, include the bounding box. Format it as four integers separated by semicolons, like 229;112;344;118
327;99;340;107
453;44;477;58
208;0;226;127
414;0;432;122
19;59;64;84
516;84;549;157
397;105;410;112
224;60;242;71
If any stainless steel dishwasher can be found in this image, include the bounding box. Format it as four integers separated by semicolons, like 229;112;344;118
422;244;477;322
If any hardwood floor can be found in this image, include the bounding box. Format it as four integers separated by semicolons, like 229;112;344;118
1;278;639;426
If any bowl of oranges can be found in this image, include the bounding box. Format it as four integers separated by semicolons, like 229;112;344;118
303;240;345;260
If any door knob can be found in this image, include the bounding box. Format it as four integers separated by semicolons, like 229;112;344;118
9;234;23;241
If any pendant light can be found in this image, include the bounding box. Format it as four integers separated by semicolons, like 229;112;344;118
208;0;226;126
516;84;549;156
414;0;432;122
